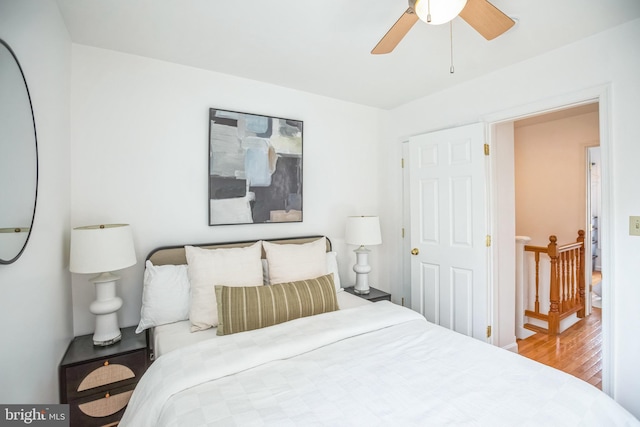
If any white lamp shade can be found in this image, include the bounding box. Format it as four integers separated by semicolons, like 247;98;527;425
414;0;468;25
70;224;136;274
345;216;382;246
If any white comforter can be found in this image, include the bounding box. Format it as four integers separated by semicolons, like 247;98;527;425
121;302;638;426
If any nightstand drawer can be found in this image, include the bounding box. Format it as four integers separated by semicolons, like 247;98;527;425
69;382;135;427
64;349;147;400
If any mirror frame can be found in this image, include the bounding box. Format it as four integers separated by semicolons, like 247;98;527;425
0;38;39;265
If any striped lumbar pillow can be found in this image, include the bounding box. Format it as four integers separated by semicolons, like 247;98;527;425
215;274;338;336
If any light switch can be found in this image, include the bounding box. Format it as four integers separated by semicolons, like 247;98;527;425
630;216;640;236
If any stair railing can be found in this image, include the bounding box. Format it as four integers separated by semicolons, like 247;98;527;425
523;230;585;335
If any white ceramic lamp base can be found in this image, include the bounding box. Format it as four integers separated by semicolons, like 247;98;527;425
89;272;123;346
353;246;372;294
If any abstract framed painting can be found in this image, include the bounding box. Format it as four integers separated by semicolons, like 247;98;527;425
208;108;303;225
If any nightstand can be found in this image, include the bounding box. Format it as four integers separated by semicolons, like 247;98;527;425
344;286;391;302
59;325;149;427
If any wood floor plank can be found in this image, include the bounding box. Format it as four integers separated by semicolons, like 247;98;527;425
517;307;602;390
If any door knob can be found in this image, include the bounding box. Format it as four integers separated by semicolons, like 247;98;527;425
411;248;419;255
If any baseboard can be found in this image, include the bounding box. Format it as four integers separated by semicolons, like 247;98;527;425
502;342;519;353
516;327;536;340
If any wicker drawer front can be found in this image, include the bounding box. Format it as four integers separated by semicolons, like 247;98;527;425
77;363;135;392
78;389;133;417
65;350;147;399
69;383;135;427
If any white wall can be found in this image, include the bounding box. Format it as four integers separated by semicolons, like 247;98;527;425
515;111;599;246
492;122;517;350
70;45;384;334
385;19;640;417
0;0;73;403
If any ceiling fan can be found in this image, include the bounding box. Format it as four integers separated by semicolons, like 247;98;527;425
372;0;515;54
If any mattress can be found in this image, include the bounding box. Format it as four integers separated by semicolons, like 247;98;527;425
151;289;370;358
122;302;638;427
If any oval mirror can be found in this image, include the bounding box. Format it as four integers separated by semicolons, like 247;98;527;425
0;39;38;264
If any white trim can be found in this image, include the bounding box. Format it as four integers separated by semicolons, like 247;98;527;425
401;141;412;309
502;342;519;353
584;143;601;319
483;84;614;396
483;85;605;124
597;88;613;396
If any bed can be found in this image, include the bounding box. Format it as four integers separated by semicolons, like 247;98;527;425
121;236;638;426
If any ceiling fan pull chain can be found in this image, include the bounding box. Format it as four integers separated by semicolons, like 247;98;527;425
450;21;455;74
427;0;432;22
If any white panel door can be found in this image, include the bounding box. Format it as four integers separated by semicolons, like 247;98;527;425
409;123;489;341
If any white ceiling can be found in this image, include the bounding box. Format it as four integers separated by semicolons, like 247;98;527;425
55;0;640;110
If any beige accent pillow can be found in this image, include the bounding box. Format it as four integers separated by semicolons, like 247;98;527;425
185;242;263;332
216;274;338;336
263;237;327;284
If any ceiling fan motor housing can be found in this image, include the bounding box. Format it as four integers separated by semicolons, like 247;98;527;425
410;0;468;25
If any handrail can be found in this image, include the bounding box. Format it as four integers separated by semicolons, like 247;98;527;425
523;245;547;252
557;242;583;251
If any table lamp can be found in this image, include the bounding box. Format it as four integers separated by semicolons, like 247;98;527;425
345;216;382;294
70;224;136;346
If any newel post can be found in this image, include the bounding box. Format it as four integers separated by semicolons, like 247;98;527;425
577;230;586;318
548;235;560;335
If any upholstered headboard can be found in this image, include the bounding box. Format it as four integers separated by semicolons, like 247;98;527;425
146;235;332;266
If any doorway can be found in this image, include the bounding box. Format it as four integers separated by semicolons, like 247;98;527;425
487;87;612;395
513;102;600;320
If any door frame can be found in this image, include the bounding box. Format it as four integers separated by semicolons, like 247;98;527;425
585;144;602;317
483;84;613;395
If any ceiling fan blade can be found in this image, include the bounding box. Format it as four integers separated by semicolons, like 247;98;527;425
459;0;515;40
371;8;419;55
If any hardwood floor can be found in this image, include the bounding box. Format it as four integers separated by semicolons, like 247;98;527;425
517;307;602;389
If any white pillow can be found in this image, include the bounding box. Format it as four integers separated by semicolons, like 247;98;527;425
136;261;190;334
326;251;342;291
261;259;269;285
262;252;341;291
185;242;263;332
263;237;327;284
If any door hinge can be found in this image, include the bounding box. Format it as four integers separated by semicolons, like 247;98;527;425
486;235;492;247
402;228;405;238
401;297;405;307
486;325;492;338
484;143;490;156
401;158;405;168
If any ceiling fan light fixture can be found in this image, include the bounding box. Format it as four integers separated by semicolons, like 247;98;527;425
412;0;468;25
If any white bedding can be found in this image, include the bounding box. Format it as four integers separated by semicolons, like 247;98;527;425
123;302;638;427
151;289;370;358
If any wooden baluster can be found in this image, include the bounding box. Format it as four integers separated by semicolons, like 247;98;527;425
564;250;573;311
534;252;540;313
577;230;586;318
548;235;560;335
558;252;567;313
576;249;580;307
569;249;578;308
567;250;572;310
567;252;572;310
576;251;580;305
